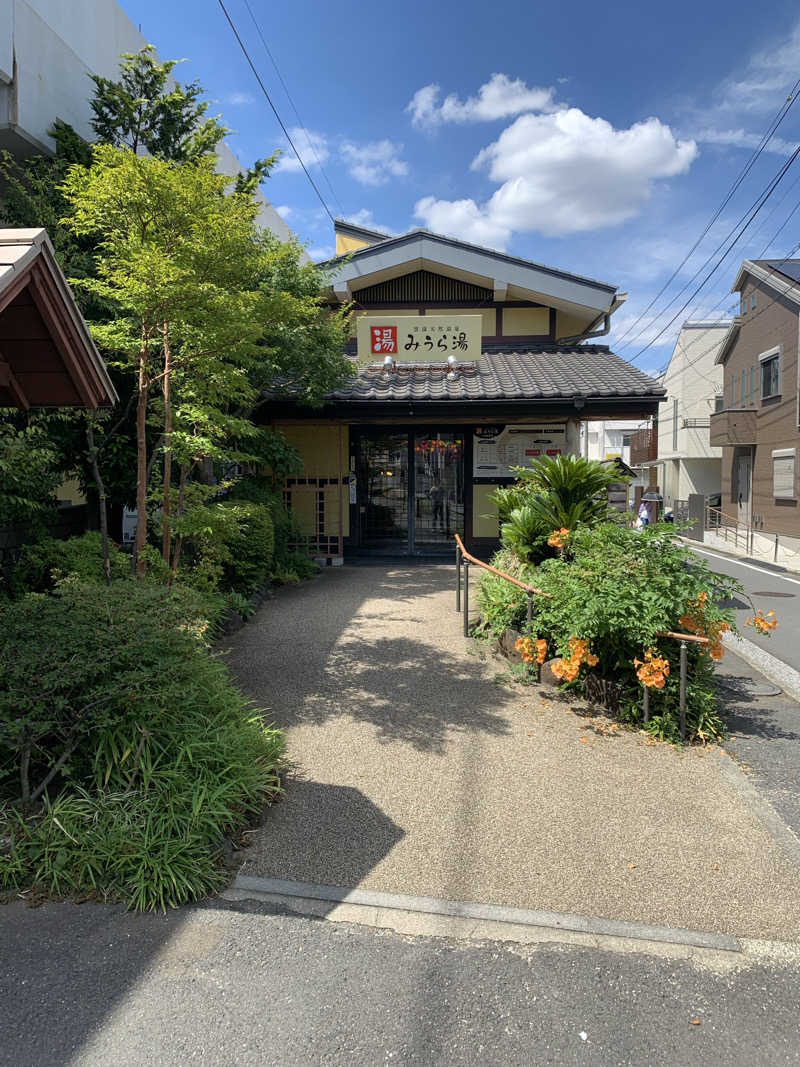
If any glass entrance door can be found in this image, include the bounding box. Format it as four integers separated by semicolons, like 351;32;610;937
358;431;409;548
413;432;464;548
356;429;464;553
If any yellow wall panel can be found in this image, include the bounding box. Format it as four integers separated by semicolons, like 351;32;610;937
503;307;550;336
336;233;372;254
473;483;501;539
277;423;348;479
556;310;594;339
427;307;497;336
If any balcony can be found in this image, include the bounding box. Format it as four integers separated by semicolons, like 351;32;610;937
709;408;757;447
629;427;657;465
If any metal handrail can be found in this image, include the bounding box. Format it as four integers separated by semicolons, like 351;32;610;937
705;504;754;553
454;533;550;642
454;534;710;742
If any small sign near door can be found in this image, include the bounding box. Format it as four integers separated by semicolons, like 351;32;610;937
356;315;482;364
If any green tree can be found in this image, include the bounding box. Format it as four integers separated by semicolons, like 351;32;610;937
61;146;275;574
88;45;226;162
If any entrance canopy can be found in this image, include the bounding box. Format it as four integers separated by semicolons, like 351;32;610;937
0;228;117;409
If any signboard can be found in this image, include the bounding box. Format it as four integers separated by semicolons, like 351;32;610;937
356;314;482;364
473;424;567;479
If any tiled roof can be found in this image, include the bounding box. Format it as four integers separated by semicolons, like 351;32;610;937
326;348;665;403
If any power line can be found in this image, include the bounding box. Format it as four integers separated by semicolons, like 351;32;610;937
613;77;800;349
644;193;800;380
619;146;799;356
627;148;800;363
240;0;345;216
216;0;336;223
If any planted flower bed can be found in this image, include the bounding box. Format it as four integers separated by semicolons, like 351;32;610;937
474;456;775;744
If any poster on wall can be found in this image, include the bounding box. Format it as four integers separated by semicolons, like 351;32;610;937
473;424;567;479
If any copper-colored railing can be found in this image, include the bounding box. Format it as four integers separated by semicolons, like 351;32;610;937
454;534;710;742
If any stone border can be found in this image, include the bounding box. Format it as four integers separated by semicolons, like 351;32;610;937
230;874;741;953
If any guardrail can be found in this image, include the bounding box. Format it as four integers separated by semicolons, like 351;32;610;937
454;533;549;639
705;504;754;553
454;534;709;741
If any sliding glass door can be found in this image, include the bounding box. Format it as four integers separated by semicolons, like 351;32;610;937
355;429;464;554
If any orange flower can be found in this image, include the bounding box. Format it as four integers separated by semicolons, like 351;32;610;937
635;648;671;689
746;609;778;635
515;635;549;666
547;527;570;548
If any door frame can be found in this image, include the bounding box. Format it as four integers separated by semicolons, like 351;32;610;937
349;425;468;556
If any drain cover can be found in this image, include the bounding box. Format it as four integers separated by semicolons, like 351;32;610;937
750;590;796;598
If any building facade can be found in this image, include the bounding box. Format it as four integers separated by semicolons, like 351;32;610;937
652;320;728;509
262;220;665;560
710;259;800;537
0;0;293;242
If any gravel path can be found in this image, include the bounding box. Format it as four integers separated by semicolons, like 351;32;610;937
224;565;800;940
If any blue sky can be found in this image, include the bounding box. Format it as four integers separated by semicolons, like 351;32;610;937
121;0;800;375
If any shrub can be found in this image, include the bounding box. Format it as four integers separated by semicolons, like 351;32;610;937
217;500;274;594
477;522;741;742
0;578;284;908
227;474;312;574
13;531;130;593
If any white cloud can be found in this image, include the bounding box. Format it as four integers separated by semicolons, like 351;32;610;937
341;209;394;235
407;73;554;128
415;108;697;242
717;21;800;115
307;245;335;261
273;127;330;173
274;204;292;220
339;139;408;186
227;91;255;106
694;127;796;155
414;196;512;249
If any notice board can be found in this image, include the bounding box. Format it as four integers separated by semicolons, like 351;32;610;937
472;424;566;479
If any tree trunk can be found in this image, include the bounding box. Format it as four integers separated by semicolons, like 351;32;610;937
134;340;150;578
160;321;173;563
86;417;111;585
170;463;189;577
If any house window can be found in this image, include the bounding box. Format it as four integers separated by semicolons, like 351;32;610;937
731;375;737;407
740;294;747;315
741;370;747;407
760;346;781;400
773;449;796;499
751;292;757;311
749;366;755;406
672;398;679;450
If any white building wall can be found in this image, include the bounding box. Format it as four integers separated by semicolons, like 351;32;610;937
0;0;295;243
654;321;728;507
657;322;726;464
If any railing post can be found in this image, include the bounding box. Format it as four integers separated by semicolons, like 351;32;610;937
455;543;461;613
463;560;470;638
526;591;533;631
643;685;649;725
679;641;688;743
774;534;779;562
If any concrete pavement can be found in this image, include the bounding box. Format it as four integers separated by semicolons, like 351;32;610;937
3;899;800;1067
223;564;800;941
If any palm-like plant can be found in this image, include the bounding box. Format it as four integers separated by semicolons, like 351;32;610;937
495;454;627;559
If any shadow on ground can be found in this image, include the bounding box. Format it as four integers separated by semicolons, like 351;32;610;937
224;566;514;754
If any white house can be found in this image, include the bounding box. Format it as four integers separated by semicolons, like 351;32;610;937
652;320;730;508
0;0;294;243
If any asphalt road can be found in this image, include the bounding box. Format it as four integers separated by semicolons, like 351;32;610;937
2;898;800;1067
690;546;800;672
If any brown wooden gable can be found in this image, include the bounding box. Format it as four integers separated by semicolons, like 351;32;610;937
0;229;116;409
